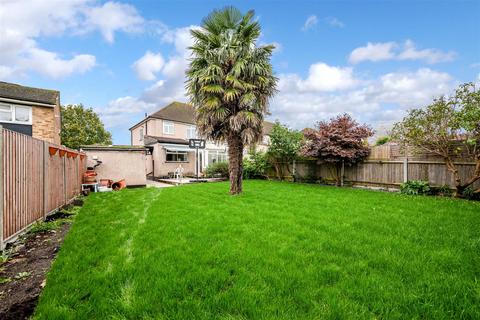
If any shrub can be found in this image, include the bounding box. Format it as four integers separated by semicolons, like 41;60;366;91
400;180;431;195
437;184;453;197
205;162;229;178
462;186;474;200
244;151;268;179
375;136;390;146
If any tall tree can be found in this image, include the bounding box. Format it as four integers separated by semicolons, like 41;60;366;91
267;122;303;179
391;83;480;197
61;104;112;149
302;114;374;185
186;7;277;194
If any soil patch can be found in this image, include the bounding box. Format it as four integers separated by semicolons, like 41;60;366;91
0;222;71;319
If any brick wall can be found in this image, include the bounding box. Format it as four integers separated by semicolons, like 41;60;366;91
32;105;60;144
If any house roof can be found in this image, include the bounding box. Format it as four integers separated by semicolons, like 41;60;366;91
144;135;190;145
0;81;59;106
149;101;196;124
130;101;275;136
80;145;146;152
262;121;274;136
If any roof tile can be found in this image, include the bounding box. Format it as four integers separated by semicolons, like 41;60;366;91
0;81;59;105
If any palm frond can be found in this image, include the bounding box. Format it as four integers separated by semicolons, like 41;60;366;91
186;6;277;143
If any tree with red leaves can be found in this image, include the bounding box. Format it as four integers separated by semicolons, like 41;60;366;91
302;114;374;185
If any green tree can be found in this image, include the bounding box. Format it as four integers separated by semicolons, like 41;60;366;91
375;136;390;146
391;83;480;197
60;104;112;149
267;122;303;179
186;7;277;194
243;150;268;179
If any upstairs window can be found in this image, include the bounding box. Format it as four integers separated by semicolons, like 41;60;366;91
0;103;31;124
0;104;12;122
163;121;174;135
187;125;197;139
139;128;144;141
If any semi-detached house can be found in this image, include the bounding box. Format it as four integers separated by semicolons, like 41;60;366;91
0;81;61;144
129;102;273;178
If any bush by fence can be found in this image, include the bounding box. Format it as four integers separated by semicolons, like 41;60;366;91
1;127;86;249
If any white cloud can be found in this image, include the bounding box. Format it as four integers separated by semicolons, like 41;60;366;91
371;68;453;106
271;66;455;132
102;96;154;115
397;40;456;64
349;42;397;64
161;25;199;57
132;51;165;81
99;96;156;128
22;48;96;79
0;29;96;79
302;15;344;31
0;0;145;79
81;1;144;43
302;15;318;31
279;62;358;92
324;17;345;28
349;40;455;64
101;25;200;127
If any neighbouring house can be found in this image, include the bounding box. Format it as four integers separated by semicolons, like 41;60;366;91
129;102;273;178
0;81;61;144
81;145;148;187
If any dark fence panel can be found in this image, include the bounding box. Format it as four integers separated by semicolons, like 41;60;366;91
1;127;86;248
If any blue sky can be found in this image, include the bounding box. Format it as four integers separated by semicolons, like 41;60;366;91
1;0;479;144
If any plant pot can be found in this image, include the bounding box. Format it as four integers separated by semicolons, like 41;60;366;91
112;179;127;191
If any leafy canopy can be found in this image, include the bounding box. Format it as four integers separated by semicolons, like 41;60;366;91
244;150;268;179
60;104;112;149
302;113;374;165
375;136;390;146
391;82;480;195
267;122;304;162
186;6;277;145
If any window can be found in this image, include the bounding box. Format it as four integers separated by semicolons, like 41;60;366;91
208;151;228;165
166;151;187;162
0;103;31;124
0;104;12;122
139;128;144;141
163;121;174;135
186;125;196;139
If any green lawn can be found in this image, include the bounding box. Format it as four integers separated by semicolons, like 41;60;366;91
34;181;480;319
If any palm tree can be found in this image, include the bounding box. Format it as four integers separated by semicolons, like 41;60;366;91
186;7;277;195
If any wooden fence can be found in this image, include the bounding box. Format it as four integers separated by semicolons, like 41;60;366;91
291;159;479;190
272;144;479;191
1;126;86;249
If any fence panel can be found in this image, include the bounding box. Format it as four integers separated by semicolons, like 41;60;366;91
1;127;85;248
45;145;66;214
346;161;404;186
289;159;478;190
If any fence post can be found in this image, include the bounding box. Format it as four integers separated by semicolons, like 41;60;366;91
403;157;408;183
0;125;4;250
340;160;345;187
64;155;67;205
292;159;296;180
43;141;48;219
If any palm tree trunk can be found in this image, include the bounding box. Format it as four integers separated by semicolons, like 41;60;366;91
227;135;244;195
